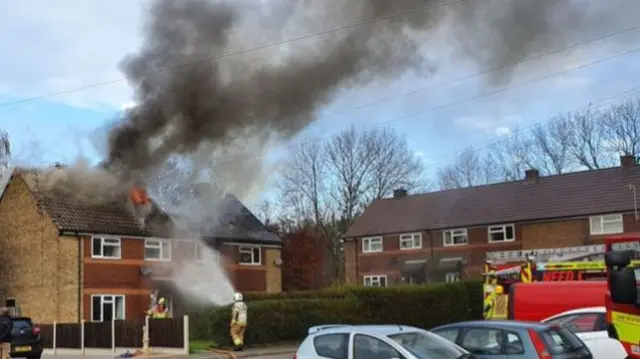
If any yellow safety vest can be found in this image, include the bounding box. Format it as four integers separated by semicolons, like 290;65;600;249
484;292;496;319
491;295;508;319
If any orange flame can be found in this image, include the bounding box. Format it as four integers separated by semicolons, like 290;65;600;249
130;187;150;205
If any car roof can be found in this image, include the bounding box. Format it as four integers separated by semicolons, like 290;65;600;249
433;320;551;331
550;307;606;315
308;324;422;336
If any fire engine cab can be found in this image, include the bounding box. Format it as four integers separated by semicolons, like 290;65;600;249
484;244;612;321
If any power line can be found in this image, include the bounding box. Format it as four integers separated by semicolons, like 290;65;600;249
0;0;469;109
207;45;640;168
430;85;640;169
322;23;640;120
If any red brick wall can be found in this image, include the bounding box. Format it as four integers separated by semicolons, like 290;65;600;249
345;213;640;282
81;237;275;321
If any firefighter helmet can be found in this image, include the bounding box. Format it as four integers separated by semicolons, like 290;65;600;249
233;292;243;302
495;285;504;294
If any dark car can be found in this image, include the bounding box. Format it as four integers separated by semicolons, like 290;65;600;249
432;320;592;359
10;317;42;359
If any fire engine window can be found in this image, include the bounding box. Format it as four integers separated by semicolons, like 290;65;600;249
460;328;503;355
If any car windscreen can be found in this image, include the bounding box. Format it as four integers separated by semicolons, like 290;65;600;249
12;319;32;330
388;330;467;359
539;327;586;354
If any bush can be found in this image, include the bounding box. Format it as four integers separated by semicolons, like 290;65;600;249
190;280;483;347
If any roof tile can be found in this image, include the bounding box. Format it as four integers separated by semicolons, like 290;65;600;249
345;166;640;238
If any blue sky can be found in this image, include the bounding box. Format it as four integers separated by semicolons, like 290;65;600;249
1;0;640;196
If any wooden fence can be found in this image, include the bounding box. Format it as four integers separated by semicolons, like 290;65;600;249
37;316;188;353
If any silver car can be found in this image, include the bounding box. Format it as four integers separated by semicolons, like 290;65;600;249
294;324;473;359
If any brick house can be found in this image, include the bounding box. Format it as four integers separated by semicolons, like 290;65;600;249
343;155;640;286
0;168;282;324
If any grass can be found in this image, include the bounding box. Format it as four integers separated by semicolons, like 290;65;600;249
189;340;217;353
188;339;299;353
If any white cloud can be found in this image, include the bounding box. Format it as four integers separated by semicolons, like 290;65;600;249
495;127;512;136
121;101;137;110
0;0;142;110
454;115;520;136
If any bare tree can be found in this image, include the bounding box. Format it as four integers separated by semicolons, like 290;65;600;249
278;139;331;230
0;130;10;168
437;147;495;189
529;115;575;175
602;98;640;157
277;126;425;282
365;127;426;201
324;126;425;226
566;107;614;169
486;128;531;182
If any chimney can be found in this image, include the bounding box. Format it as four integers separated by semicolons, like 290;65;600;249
620;155;637;169
393;188;407;199
525;169;539;183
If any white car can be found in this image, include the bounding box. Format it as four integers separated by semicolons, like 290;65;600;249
294;324;472;359
542;306;626;359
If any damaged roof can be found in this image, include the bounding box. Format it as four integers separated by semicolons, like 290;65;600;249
170;193;282;244
3;168;280;243
11;169;173;237
345;163;640;238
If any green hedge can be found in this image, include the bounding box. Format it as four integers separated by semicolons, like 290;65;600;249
190;280;483;348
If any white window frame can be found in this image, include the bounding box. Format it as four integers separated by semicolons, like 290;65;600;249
445;272;460;283
363;275;387;287
488;224;516;243
362;237;383;253
399;233;422;250
144;238;172;261
443;229;468;247
195;242;204;263
90;294;125;322
239;245;261;265
590;214;623;235
91;236;122;259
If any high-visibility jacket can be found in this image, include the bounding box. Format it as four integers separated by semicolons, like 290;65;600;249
491;294;508;319
231;302;248;325
484;292;496;319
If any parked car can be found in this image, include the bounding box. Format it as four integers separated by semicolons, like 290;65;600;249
542;307;626;359
294;324;473;359
10;317;43;359
432;320;592;359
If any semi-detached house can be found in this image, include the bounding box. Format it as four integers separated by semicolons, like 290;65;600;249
343;155;640;286
0;168;282;324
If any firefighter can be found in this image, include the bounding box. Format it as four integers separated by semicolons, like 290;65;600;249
230;292;247;351
491;285;508;319
155;297;169;319
483;261;498;319
484;285;497;319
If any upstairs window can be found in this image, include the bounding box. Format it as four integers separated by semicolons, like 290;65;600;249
144;239;171;261
400;233;422;250
590;214;623;235
362;237;383;253
92;237;121;259
443;229;468;246
239;246;261;265
488;224;515;243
